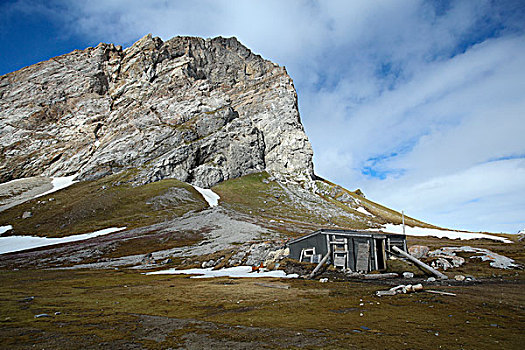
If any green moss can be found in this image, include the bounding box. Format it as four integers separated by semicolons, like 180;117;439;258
213;172;333;232
0;269;523;349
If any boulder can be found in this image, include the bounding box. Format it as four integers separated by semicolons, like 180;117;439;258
408;245;430;259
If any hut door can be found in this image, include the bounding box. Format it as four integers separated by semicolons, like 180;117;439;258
355;241;370;272
375;239;386;270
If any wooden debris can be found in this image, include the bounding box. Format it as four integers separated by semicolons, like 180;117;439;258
363;273;398;280
309;248;331;279
376;283;424;297
425;290;456;296
254;282;290;290
376;290;397;297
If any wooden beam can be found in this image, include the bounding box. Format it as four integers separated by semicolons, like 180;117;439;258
426;290;456;296
391;246;448;279
309;248;331;279
363;273;398;280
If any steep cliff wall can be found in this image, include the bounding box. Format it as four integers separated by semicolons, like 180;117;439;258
0;34;313;187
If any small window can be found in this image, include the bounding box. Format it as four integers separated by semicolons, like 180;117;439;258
300;248;316;262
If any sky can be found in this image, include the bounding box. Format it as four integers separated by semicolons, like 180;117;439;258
1;0;524;233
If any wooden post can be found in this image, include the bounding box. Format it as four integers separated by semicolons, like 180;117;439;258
402;210;405;235
391;246;448;279
309;248;331;279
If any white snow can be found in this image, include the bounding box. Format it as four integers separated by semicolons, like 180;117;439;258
192;185;220;207
0;227;126;255
355;206;373;216
94;140;101;147
381;224;511;243
146;266;299;279
35;175;78;198
0;225;13;234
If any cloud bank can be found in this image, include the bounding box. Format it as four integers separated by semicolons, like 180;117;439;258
2;0;524;232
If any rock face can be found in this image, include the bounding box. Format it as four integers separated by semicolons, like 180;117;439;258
0;34;314;187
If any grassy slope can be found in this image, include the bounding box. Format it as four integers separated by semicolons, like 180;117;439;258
316;178;436;228
0;170;207;238
213;172;437;237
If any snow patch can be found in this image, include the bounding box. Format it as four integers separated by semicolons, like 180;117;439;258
146;266;298;279
192;185;220;207
355;207;373;216
0;225;13;234
381;224;511;243
0;227;126;255
35;175;78;198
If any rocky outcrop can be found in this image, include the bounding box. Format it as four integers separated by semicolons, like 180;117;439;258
0;34;313;187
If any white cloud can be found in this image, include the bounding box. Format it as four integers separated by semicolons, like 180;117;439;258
376;159;525;233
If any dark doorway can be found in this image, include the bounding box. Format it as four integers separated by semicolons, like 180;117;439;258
375;239;386;270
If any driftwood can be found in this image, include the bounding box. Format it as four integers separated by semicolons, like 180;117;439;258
309;249;331;279
392;246;448;279
254;282;290;290
376;283;423;297
425;290;456;296
363;273;399;280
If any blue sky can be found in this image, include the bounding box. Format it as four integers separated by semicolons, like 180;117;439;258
1;0;524;233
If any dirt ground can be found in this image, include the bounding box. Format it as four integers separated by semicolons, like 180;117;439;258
0;265;523;349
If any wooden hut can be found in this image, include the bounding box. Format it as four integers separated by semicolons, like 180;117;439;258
287;229;407;273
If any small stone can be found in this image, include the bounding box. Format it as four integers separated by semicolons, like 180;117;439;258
54;312;61;315
454;275;466;281
427;277;436;282
403;272;414;279
34;314;51;318
319;278;328;283
22;211;32;219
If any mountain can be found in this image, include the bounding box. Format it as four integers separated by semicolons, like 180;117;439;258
0;35;433;268
0;34;313;187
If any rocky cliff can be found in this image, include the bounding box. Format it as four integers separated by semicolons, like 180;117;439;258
0;34;313;187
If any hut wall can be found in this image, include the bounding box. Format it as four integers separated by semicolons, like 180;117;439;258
386;235;407;257
288;233;328;260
